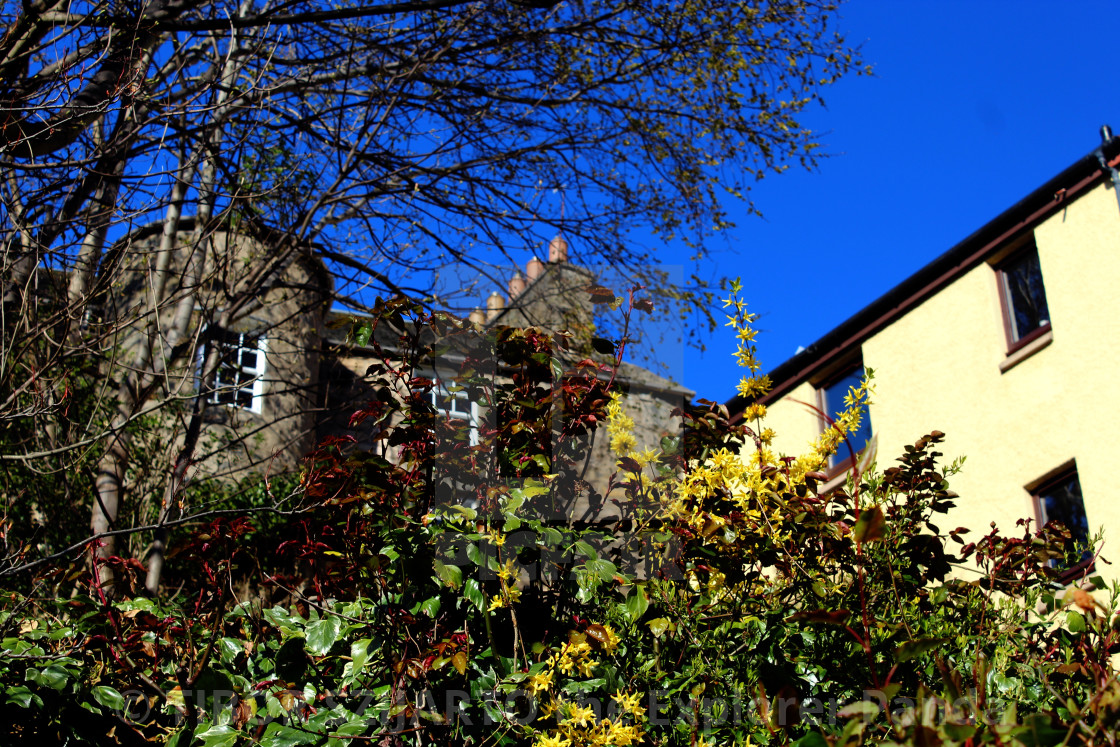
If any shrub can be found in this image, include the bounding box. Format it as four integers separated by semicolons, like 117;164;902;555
1;290;1115;746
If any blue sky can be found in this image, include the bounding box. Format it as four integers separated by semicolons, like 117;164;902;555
675;0;1120;401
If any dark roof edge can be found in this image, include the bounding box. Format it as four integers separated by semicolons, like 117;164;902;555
728;135;1120;414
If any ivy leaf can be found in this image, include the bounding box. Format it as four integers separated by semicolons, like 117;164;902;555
260;722;321;746
197;725;240;747
305;616;342;656
91;685;126;711
852;506;886;544
351;638;371;673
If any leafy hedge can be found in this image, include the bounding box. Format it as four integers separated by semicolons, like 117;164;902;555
1;290;1116;746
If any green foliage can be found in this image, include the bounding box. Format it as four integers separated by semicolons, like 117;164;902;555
1;296;1117;746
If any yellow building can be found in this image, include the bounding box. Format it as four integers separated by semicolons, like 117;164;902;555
738;131;1120;582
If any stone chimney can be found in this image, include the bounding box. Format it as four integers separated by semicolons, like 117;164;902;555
526;256;545;281
486;291;505;322
508;271;527;299
548;234;568;263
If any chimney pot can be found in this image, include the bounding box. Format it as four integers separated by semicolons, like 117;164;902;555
469;308;486;325
548;234;568;263
526;256;545;280
508;271;527;298
486;291;505;322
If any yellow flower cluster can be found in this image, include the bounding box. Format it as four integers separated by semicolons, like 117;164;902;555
488;556;522;611
656;284;873;550
807;371;874;471
605;391;637;456
724;283;771;406
529;626;645;747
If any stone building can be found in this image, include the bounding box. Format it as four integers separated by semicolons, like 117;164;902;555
110;230;332;482
122;230;691;511
317;236;692;516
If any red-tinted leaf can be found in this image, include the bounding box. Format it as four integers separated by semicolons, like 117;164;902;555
788;609;851;625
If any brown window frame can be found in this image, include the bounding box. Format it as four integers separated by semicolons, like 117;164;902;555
1029;463;1094;584
995;242;1052;356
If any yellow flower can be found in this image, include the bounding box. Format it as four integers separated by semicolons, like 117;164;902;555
487;594;506;611
528;670;554;695
556;652;576;674
564;702;596;728
535;734;571;747
611;690;644;717
601;624;621;654
496;558;517;582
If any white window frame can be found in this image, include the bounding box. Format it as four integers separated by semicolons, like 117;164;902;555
428;371;480;446
205;330;268;414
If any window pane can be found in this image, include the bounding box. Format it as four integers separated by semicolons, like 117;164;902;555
1003;250;1050;341
1038;472;1090;562
205;330;264;411
823;366;872;470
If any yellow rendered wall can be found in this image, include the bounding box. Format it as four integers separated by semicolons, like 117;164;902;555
762;181;1120;582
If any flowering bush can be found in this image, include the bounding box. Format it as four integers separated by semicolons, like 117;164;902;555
1;289;1116;746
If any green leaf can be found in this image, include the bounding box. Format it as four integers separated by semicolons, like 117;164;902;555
419;596;441;618
463;578;485;610
260;722;321;747
647;618;671;638
434;559;463;589
895;637;949;662
328;721;369;747
1067;610;1087;633
624;585;649;621
218;637;243;663
305;616;342;656
5;685;42;709
351;638;371;672
91;685;126;711
197;725;240;747
793;733;830;747
451;504;477;520
943;722;978;741
354;322;372;347
1012;712;1067;747
574;540;598;560
852;506;886;544
28;664;71;691
591;337;616;355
